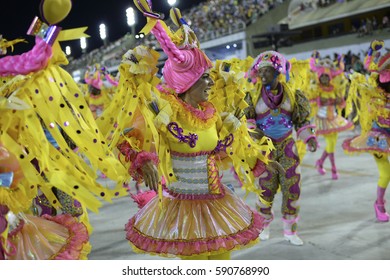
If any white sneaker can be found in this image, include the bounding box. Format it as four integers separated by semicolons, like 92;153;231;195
284;234;304;246
259;226;270;241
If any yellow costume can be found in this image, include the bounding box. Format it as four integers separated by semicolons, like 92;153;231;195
0;0;127;259
101;1;274;259
342;40;390;222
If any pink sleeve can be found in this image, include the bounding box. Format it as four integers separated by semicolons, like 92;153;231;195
0;37;52;76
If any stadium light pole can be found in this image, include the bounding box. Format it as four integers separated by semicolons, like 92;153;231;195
80;37;87;54
99;23;108;46
167;0;177;6
126;7;136;36
65;46;71;56
126;7;136;48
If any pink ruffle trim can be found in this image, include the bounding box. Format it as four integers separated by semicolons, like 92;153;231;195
342;137;389;154
170;150;213;157
125;210;265;257
165;184;226;200
43;214;89;260
176;98;216;120
317;121;354;135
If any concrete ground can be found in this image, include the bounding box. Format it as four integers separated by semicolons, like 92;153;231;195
87;129;390;260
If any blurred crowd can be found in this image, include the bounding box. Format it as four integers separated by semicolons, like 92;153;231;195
66;0;285;73
181;0;285;41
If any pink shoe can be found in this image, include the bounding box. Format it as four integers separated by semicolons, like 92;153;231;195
374;200;389;222
331;168;339;180
315;160;326;175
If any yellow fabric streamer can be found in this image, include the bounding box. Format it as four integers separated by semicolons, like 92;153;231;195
0;38;129;221
57;27;90;42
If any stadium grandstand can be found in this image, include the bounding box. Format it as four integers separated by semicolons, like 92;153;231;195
64;0;390;81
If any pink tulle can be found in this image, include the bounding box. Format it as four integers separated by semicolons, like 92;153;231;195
42;214;89;260
0;37;52;76
125;210;265;256
8;214;89;260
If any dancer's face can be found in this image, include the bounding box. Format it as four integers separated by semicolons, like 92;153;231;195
257;66;276;85
186;71;214;104
319;74;330;85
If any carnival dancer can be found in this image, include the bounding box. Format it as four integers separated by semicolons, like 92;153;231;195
342;40;390;222
307;52;353;179
107;1;277;260
245;50;318;245
0;31;90;258
84;64;118;119
0;0;128;259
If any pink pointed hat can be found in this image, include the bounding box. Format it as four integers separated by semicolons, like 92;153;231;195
133;1;212;94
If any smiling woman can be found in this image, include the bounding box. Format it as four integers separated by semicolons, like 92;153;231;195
97;0;276;261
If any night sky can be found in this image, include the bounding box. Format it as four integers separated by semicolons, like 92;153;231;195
0;0;200;58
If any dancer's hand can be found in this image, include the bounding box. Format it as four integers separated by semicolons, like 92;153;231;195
307;138;317;152
141;160;159;191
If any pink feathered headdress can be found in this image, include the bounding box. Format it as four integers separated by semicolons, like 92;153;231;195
84;65;103;90
249;50;291;83
364;40;390;83
309;56;343;80
133;1;212;94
